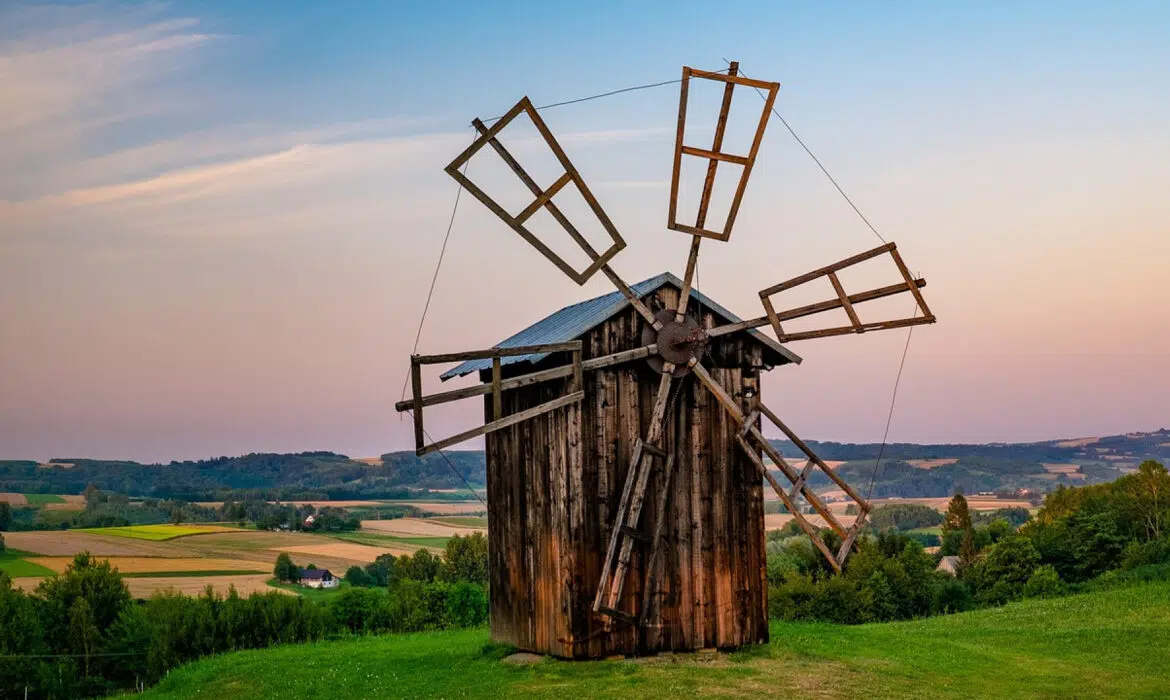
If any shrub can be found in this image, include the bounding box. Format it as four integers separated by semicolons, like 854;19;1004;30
1120;536;1170;570
932;578;974;613
1023;565;1065;598
446;582;489;627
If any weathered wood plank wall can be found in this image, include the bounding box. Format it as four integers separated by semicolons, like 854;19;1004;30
485;287;770;658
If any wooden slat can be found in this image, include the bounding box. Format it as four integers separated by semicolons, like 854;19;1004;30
776;316;935;343
410;359;424;450
491;357;503;421
754;400;869;509
394;345;653;412
706;278;927;338
759;242;895;296
418;391;583;456
571;347;583;393
640;452;676;627
746;424;847;538
696;61;738;229
679;145;749;165
888;245;934;318
828;271;861;329
722;77;777;239
735;434;841;572
687;67;778;91
690;362;745;423
836;510;868;568
601;266;663;330
414;342;582;365
667;66;690;236
450;98;625;286
515;171;573;224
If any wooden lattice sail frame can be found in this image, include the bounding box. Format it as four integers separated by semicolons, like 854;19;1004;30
395;60;938;629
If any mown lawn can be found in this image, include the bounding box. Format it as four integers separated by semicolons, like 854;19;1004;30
0;549;57;577
143;581;1170;699
75;524;222;541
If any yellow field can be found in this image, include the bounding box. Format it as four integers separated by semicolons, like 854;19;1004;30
28;556;267;574
360;517;486;537
75;524;237;541
0;493;28;505
43;495;86;511
907;458;959;469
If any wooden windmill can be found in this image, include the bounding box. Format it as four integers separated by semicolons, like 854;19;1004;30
395;63;935;658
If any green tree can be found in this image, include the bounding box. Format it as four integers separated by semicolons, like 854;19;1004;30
943;493;972;532
0;502;11;531
0;573;46;695
0;532;5;553
36;552;131;652
344;565;373;587
975;535;1040;603
1124;461;1169;539
273;553;297;582
443;532;489;585
445;582;489;627
69;597;100;680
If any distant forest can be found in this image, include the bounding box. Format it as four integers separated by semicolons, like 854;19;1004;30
1;429;1165;500
0;451;485;501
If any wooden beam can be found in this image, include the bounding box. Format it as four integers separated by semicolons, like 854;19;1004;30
776;315;935;343
836;510;868;568
722;75;777;239
414;342;582;365
417;391;583;456
706;278;927;338
759;242;895;297
687;67;778;91
754;400;869;510
735;434;841;573
410;359;424;450
679;145;749;165
393;344;655;413
828;271;861;329
640;452;676;627
746;424;847;538
514;171;573;224
592;437;646;612
491;357;502;421
667;66;690;235
889;245;934;319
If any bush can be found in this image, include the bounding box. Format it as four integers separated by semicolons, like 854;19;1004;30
343;566;373;587
1023;565;1065;598
1120;536;1170;570
932;578;974;613
446;582;489;627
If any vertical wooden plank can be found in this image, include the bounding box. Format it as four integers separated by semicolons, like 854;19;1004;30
410;359;424;449
491;357;503;420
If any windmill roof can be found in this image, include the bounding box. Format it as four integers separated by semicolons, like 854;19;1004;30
440;272;801;381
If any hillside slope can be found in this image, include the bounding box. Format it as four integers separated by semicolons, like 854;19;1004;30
143;582;1170;699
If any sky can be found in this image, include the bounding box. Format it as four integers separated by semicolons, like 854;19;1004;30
1;1;1168;462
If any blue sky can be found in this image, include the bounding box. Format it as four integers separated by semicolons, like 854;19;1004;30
1;1;1168;461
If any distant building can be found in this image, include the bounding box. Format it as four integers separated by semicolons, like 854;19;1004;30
936;556;960;576
303;514;316;528
299;568;338;589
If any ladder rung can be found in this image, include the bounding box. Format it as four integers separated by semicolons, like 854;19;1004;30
621;525;651;543
597;605;638;625
642;442;668;459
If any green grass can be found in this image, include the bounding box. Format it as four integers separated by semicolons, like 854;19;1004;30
266;579;350;603
75;524;221;541
0;549;57;577
142;581;1170;699
21;493;66;505
330;531;449;550
431;516;489;528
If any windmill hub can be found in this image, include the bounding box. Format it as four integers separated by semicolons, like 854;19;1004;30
643;309;706;376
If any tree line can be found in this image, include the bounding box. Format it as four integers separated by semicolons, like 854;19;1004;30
0;533;491;699
767;460;1170;623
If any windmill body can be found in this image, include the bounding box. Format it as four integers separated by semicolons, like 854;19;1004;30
396;61;936;658
442;274;794;657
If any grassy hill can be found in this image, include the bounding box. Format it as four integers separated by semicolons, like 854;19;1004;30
142;581;1170;699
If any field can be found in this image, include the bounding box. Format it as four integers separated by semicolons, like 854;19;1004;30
75;524;235;540
0;515;487;597
141;581;1170;699
0;549;57;577
21;493;65;505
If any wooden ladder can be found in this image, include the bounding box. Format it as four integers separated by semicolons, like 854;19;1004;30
593;438;677;626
